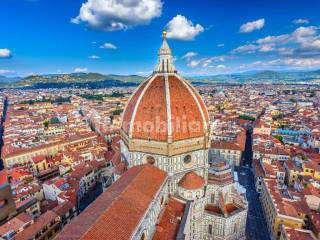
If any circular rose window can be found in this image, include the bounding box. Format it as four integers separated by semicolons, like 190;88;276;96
146;156;155;165
183;155;193;167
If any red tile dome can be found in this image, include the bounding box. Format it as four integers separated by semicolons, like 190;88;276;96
121;73;209;142
178;172;205;190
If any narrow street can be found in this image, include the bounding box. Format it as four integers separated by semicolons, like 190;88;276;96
78;183;103;212
236;129;271;240
0;97;8;170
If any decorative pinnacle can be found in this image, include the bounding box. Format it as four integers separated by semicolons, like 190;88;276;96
162;30;167;39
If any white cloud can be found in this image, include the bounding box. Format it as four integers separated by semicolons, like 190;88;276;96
214;64;226;70
186;55;228;68
74;67;88;73
233;26;320;56
0;48;12;58
100;43;117;49
71;0;162;31
0;69;15;74
238;57;320;71
310;39;320;48
135;70;152;76
268;58;320;68
292;26;318;45
256;34;290;44
259;45;275;52
239;18;265;33
166;15;204;40
231;44;261;54
187;60;202;68
182;52;197;60
89;55;101;59
292;19;309;25
217;43;224;47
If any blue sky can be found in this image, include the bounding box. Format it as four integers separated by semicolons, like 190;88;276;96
1;0;320;76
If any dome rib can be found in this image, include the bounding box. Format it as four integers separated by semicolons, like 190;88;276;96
121;79;149;134
177;75;209;132
121;73;209;143
185;80;210;124
128;75;159;138
164;74;173;142
131;75;168;141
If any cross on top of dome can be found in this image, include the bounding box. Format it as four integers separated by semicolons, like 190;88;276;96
155;31;177;73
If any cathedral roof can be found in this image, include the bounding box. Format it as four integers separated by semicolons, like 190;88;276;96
121;34;209;143
55;164;167;240
178;172;205;190
121;74;209;142
153;197;186;240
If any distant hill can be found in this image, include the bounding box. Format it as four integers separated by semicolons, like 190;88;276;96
188;70;320;84
2;73;144;88
0;70;319;89
0;75;21;84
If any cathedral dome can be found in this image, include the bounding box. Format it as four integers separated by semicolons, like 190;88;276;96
178;172;205;190
121;32;209;145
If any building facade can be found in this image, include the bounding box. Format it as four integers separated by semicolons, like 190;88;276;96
56;32;247;240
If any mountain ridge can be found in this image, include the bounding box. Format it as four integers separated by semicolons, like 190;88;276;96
1;69;319;88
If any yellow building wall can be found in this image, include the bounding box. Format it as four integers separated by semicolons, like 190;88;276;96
34;159;48;172
303;167;315;176
313;170;320;180
273;217;304;238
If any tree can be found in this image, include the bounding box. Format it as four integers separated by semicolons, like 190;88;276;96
112;109;123;116
272;113;284;121
50;117;60;124
43;120;49;128
273;135;283;143
239;115;255;121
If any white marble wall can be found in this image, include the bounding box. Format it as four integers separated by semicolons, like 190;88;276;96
131;184;168;240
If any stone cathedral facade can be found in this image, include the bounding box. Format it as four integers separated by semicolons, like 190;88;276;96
119;32;248;240
58;32;247;240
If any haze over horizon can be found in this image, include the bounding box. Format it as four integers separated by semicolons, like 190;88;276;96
1;0;320;77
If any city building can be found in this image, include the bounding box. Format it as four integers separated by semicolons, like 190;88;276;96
260;178;309;239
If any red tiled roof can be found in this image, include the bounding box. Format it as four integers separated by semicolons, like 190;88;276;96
178;172;205;190
32;155;46;164
121;74;209;142
0;167;31;185
53;201;75;217
153;198;186;240
113;162;127;175
14;211;59;240
211;129;246;151
283;227;315;240
0;213;32;236
122;80;149;134
56;164;167;240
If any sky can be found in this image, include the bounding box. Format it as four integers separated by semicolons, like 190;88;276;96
1;0;320;77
